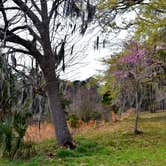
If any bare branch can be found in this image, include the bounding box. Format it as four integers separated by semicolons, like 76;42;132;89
40;0;48;23
1;48;31;56
0;7;20;10
30;0;41;15
49;0;63;22
0;28;42;61
8;63;33;81
0;0;8;28
12;0;42;34
10;25;42;43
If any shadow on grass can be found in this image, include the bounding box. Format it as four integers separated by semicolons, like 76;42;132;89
56;138;111;158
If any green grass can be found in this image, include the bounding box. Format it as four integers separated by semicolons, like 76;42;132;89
0;112;166;166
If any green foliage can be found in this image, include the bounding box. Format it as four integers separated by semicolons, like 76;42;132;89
0;104;32;160
61;97;72;109
133;1;166;111
67;114;80;129
85;77;99;89
56;149;75;158
134;0;166;44
101;92;111;105
101;39;166;113
0;58;32;160
0;119;13;158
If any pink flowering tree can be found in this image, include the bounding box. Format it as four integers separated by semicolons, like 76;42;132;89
111;41;165;134
101;39;165;133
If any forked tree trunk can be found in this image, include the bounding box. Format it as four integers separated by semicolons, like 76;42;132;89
43;68;75;149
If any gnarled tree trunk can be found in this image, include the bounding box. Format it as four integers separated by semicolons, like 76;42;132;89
43;67;75;149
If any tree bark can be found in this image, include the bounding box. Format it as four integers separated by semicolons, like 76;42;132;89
134;91;142;135
134;108;139;134
43;68;75;149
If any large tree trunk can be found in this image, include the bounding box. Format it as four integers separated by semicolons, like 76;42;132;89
43;68;75;149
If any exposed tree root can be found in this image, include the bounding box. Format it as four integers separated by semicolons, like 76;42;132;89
134;130;143;135
63;141;76;150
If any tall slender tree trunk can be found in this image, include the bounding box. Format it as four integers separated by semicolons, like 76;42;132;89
43;67;75;149
134;91;139;134
134;107;139;134
134;91;142;135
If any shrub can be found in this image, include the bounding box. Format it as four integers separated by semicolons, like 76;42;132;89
67;114;80;129
0;104;32;160
77;102;102;122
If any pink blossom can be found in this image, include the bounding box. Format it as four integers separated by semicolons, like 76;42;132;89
119;50;146;64
119;42;147;64
112;71;128;79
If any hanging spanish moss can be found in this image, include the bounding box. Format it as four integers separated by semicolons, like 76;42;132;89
0;53;49;123
87;0;96;23
63;0;81;17
96;36;99;50
64;0;96;35
70;45;74;55
11;53;17;67
58;40;65;72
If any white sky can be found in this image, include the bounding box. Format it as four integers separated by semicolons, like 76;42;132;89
60;29;132;81
59;7;137;81
60;48;110;81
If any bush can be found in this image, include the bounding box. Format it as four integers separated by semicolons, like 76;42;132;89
67;114;80;129
77;102;102;122
0;106;32;160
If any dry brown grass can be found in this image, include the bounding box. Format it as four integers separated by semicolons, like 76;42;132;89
118;108;134;121
24;121;55;143
24;109;133;143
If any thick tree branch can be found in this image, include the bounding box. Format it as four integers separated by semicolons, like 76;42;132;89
0;28;42;61
10;25;42;43
40;0;48;23
30;0;41;15
0;7;20;10
12;0;42;34
2;48;31;56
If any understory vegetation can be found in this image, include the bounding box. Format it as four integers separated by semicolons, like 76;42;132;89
0;112;165;166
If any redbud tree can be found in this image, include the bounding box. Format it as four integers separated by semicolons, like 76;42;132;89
111;41;165;134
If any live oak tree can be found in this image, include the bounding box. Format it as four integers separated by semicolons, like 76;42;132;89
0;0;95;148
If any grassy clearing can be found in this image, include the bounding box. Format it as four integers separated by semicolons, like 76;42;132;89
0;112;166;166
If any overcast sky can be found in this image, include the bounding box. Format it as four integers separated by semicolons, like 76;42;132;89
60;28;132;81
59;7;137;81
